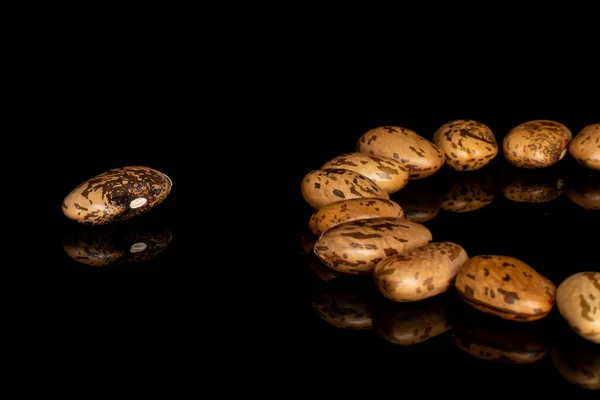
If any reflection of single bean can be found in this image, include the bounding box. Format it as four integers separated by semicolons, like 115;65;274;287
309;198;404;236
390;180;441;223
306;251;340;283
373;295;452;345
63;166;172;225
63;226;172;267
502;120;572;169
500;181;564;203
321;152;409;194
451;301;549;364
568;123;600;171
373;242;468;302
301;169;388;210
566;179;600;210
356;125;444;180
552;335;600;390
441;176;495;212
455;255;556;322
312;287;373;330
556;272;600;344
314;217;432;275
433;119;498;172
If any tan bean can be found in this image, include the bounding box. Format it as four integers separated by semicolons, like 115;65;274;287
502;120;572;168
373;242;468;302
301;169;389;209
321;152;409;193
356;126;444;179
552;335;600;390
314;217;432;274
556;272;600;344
308;198;404;236
568;123;600;171
433;119;498;171
455;255;555;321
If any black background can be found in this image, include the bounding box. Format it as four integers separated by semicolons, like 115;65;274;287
22;22;599;393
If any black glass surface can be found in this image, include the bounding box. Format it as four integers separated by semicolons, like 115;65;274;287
32;71;598;393
297;159;599;392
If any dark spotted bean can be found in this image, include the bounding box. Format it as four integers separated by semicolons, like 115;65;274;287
63;166;172;225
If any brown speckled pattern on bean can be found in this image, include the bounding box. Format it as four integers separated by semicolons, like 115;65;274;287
373;242;468;302
500;180;564;203
453;336;547;364
356;126;444;179
455;255;556;321
502;120;572;168
313;217;432;274
568;123;600;171
373;297;451;345
551;340;600;390
309;198;404;236
301;169;389;209
63;227;172;266
306;251;340;282
566;181;600;210
433;119;498;171
312;289;373;330
556;272;600;344
321;152;409;194
441;176;495;212
63;166;172;225
453;313;548;364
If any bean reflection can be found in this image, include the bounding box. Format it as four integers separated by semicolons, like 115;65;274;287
440;170;495;213
499;167;564;203
306;251;340;282
311;277;373;330
299;227;341;282
390;179;442;222
565;175;600;210
299;227;318;255
552;332;600;390
63;222;172;266
373;293;452;345
451;302;549;364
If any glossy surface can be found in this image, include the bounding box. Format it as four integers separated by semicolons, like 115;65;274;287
556;272;600;344
63;223;172;266
569;124;600;170
63;166;172;225
308;198;404;236
373;242;468;302
356;126;445;179
43;76;598;392
321;152;409;193
298;154;599;393
313;217;432;274
433;119;498;171
455;255;556;321
502;120;572;168
301;169;389;209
